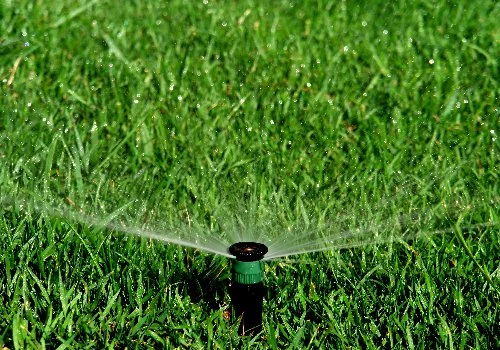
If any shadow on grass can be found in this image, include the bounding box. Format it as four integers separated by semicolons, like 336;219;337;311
172;255;230;312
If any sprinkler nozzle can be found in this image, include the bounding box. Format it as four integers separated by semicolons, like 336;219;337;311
228;242;268;336
229;242;268;262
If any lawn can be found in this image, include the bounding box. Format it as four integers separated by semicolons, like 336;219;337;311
0;0;498;348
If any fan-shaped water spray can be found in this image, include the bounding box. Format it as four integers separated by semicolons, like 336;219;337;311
1;129;498;337
3;189;495;261
2;175;497;335
1;173;497;260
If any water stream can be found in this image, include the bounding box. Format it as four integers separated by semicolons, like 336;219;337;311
1;186;496;260
1;128;497;259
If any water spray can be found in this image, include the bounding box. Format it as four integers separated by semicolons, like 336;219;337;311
228;242;268;336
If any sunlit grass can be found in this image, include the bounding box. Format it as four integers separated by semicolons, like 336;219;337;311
1;0;498;348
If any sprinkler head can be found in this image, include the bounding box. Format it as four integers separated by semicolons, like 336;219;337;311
229;242;267;285
228;242;268;336
229;242;268;262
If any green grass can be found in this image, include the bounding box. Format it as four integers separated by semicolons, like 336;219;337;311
1;0;499;348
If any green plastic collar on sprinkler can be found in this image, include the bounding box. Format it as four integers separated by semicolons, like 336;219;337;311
233;260;265;284
228;242;268;284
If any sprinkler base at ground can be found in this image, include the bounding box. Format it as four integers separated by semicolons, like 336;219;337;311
228;242;268;336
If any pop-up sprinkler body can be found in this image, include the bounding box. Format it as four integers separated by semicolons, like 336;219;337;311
228;242;268;336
